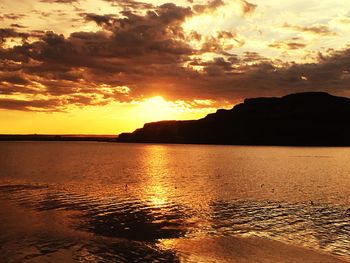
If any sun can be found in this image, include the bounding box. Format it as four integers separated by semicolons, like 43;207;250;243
137;96;177;123
144;96;168;106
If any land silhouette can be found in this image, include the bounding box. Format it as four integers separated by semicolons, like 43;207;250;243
117;92;350;146
0;134;115;142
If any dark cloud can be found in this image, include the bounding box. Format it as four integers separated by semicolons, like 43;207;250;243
0;28;31;45
83;13;117;26
0;98;63;111
138;47;350;100
283;23;336;36
10;24;27;29
1;2;350;112
0;73;30;85
1;13;26;20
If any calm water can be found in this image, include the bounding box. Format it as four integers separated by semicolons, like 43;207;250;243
1;141;350;262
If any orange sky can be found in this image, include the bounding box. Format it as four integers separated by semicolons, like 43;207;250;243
1;0;350;134
0;96;229;134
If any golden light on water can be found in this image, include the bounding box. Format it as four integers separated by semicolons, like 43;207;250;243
141;145;172;208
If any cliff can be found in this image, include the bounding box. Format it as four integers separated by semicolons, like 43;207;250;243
117;92;350;146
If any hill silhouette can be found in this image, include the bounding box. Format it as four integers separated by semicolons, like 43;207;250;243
117;92;350;146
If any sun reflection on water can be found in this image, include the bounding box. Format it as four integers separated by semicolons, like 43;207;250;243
141;145;172;207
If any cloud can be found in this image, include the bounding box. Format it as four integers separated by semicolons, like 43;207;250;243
1;1;350;112
192;0;225;14
0;72;30;85
10;24;27;29
192;0;256;17
0;28;31;45
283;23;336;36
137;47;350;100
0;13;26;20
268;39;306;50
83;13;117;26
0;3;195;110
239;0;257;16
102;0;154;10
0;98;63;111
338;16;350;24
40;0;79;3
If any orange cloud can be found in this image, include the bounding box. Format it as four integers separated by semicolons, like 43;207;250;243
1;1;350;113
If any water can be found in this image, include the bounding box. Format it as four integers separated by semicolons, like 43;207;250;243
1;141;350;262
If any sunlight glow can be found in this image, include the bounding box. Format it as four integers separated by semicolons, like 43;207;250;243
0;96;219;135
182;1;245;37
137;96;186;123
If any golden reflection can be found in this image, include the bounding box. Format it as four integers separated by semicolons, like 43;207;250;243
140;145;172;208
148;186;169;208
137;144;223;242
137;144;226;210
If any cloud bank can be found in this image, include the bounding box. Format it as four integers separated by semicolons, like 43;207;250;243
1;0;350;111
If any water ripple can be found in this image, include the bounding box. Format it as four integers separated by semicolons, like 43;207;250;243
1;183;350;261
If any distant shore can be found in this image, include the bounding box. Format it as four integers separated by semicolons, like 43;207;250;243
0;134;116;142
3;135;350;147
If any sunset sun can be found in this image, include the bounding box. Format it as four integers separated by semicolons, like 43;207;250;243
138;96;181;122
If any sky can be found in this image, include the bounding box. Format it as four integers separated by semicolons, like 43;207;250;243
1;0;350;134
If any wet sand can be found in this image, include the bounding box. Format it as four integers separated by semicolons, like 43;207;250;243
165;236;350;263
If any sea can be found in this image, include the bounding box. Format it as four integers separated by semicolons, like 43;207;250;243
1;141;350;262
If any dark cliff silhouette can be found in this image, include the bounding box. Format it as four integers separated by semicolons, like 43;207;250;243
117;92;350;146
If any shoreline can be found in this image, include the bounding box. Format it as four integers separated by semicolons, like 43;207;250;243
2;136;350;147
